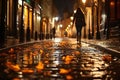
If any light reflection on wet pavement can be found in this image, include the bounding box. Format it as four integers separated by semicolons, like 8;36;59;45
0;38;120;80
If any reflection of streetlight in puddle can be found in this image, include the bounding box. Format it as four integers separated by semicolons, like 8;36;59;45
53;61;60;65
54;38;62;43
18;71;23;78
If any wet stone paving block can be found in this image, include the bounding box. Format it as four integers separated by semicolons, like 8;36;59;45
0;39;120;80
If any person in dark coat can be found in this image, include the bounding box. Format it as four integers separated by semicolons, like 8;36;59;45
52;27;56;39
73;8;86;43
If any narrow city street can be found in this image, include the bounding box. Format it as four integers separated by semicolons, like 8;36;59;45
0;38;120;80
0;0;120;80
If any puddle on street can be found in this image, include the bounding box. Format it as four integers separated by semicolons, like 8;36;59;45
0;40;120;80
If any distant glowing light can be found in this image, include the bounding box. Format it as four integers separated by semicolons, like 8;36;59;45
70;22;73;25
68;25;70;27
102;14;106;19
30;8;32;11
18;0;22;5
59;24;63;28
54;38;62;43
37;16;41;20
110;2;115;6
55;17;59;21
74;10;76;13
82;0;86;4
101;14;106;25
53;61;59;65
70;16;73;20
53;17;59;21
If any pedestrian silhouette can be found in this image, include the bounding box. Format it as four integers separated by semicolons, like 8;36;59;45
26;27;31;41
73;8;86;43
64;30;68;37
52;27;56;39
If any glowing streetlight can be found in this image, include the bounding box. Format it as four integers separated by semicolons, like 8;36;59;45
70;16;73;20
70;16;73;26
55;17;59;21
59;24;63;28
70;22;73;25
82;0;86;4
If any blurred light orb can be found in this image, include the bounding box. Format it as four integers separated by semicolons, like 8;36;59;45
82;0;86;4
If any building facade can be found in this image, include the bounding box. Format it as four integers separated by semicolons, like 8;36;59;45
76;0;120;40
0;0;42;45
39;0;53;39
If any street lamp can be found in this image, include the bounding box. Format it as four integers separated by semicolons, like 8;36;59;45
19;0;25;42
70;16;73;21
18;0;22;5
52;17;59;28
82;0;86;4
55;17;59;21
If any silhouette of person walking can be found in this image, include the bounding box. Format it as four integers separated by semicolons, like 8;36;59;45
73;8;86;43
52;27;56;39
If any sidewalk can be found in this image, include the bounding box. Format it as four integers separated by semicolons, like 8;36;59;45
1;37;41;51
82;38;120;57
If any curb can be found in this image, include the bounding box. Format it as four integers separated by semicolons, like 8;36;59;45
82;41;120;58
0;40;43;52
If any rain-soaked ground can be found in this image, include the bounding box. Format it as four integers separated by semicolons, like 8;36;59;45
0;38;120;80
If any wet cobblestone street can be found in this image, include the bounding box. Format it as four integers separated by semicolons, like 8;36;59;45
0;38;120;80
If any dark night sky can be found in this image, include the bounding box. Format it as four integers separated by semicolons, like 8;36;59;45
53;0;75;18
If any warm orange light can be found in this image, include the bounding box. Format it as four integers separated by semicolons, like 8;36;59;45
59;68;71;74
8;48;14;53
22;68;34;73
6;62;20;72
110;2;115;6
36;61;44;72
64;55;74;64
66;75;73;80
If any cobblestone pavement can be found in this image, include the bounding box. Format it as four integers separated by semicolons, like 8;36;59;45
0;38;120;80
